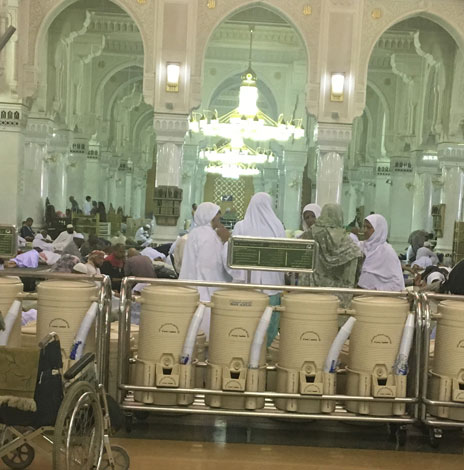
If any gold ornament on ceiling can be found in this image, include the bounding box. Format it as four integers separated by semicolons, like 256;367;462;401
207;0;216;9
136;0;147;4
371;8;382;19
303;5;312;16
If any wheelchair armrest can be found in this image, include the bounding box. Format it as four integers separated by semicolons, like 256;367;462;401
64;352;95;381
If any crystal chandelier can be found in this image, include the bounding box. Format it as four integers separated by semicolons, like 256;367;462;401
189;27;304;143
200;134;274;179
201;135;275;165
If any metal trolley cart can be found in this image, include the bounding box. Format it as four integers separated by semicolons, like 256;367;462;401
0;270;113;389
0;333;129;470
420;292;464;447
117;276;422;446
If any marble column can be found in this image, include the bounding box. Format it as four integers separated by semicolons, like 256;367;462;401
360;166;376;216
341;179;355;225
282;150;306;231
315;123;352;208
374;162;392;226
411;152;439;233
436;144;464;253
47;129;72;213
315;151;344;207
67;136;88;207
22;117;53;225
180;143;199;228
0;104;28;225
124;169;133;216
107;158;120;211
388;156;414;250
193;161;208;209
153;113;189;242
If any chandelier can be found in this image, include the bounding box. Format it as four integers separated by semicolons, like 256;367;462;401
189;27;304;143
200;134;274;179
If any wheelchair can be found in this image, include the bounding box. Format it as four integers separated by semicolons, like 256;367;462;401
0;333;129;470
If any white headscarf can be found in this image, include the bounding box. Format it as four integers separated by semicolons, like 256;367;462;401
229;193;285;292
359;214;405;291
302;203;322;230
234;193;286;238
180;202;230;339
194;202;220;227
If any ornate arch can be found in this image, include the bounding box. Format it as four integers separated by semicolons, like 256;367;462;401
356;5;464;118
19;0;153;101
191;0;315;114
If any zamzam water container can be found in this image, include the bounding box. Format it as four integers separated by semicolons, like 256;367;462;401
0;277;23;347
37;280;98;368
346;297;409;416
133;286;199;406
206;289;269;410
429;300;464;421
275;294;339;413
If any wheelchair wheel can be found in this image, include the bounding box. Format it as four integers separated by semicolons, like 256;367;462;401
100;445;130;470
53;381;104;470
1;443;35;470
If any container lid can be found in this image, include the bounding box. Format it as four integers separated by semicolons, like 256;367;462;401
142;286;200;305
283;293;339;303
438;300;464;311
37;280;97;290
0;276;22;286
212;289;268;302
352;296;408;307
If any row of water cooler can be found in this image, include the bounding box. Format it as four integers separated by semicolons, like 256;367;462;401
1;276;464;423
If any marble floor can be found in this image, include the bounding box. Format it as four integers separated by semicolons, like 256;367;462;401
0;414;463;469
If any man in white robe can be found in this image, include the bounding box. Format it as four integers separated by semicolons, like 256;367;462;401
52;224;77;252
32;230;54;251
135;224;152;248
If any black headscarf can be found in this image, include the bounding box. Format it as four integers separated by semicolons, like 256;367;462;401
441;259;464;295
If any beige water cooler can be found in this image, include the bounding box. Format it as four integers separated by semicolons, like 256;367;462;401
428;300;464;421
206;289;269;410
0;277;23;347
37;280;98;368
133;286;199;406
275;293;339;413
346;296;409;416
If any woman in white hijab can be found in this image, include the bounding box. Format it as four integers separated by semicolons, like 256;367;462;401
231;192;286;283
228;192;286;345
359;214;405;291
180;202;231;338
302;203;322;231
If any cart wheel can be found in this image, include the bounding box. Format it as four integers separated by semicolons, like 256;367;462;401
1;443;35;470
100;445;130;470
428;427;442;448
125;414;133;433
53;380;104;470
134;410;149;421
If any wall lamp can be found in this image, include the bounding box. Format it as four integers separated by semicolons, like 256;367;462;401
166;63;180;92
330;73;345;102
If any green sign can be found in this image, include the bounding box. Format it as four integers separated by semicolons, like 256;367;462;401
227;236;317;273
0;225;17;258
